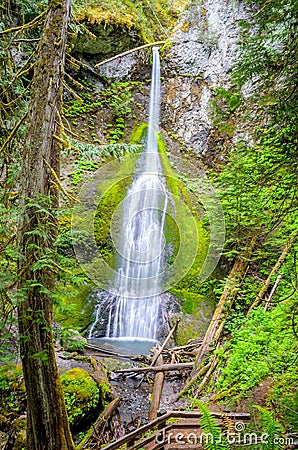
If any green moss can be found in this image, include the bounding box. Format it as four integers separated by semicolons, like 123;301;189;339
54;285;95;332
267;367;298;432
130;122;148;144
73;0;184;44
158;134;210;292
93;150;139;268
94;177;131;267
171;293;215;345
61;368;100;426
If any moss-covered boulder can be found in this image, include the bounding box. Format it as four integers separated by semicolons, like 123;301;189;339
70;1;141;63
61;368;100;427
61;367;110;428
60;329;88;353
171;293;215;345
54;285;96;333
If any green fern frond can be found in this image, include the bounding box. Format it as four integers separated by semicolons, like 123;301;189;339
197;401;231;450
254;405;285;450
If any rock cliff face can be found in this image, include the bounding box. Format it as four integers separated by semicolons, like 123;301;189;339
162;0;252;159
69;0;253;164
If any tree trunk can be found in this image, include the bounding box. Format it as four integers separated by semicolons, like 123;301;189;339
17;1;74;449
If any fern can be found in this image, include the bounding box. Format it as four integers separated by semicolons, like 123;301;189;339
197;401;231;450
254;405;285;450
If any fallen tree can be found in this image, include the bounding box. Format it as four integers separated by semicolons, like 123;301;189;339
116;362;193;374
247;227;298;314
77;398;121;449
176;236;257;398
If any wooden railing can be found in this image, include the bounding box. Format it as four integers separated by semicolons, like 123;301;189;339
101;410;250;450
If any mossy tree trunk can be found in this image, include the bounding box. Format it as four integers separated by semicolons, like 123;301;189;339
17;0;75;449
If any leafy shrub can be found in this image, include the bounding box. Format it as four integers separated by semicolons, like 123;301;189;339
215;306;297;400
267;366;298;432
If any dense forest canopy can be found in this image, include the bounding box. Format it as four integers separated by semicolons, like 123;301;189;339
0;0;297;448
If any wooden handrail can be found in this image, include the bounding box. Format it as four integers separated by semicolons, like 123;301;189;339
101;410;251;450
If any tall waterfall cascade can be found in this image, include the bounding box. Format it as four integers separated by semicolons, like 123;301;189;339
89;48;171;340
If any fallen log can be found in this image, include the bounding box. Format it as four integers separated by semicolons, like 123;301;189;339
116;362;193;374
95;40;166;68
177;235;258;399
85;343;135;359
148;350;164;421
264;273;283;312
77;397;120;449
170;341;202;352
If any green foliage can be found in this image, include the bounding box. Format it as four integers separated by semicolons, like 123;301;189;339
63;80;142;145
234;0;297;123
215;305;297;401
61;368;100;426
197;401;230;450
267;366;298;432
254;405;285;450
211;116;298;254
100;81;138;143
0;365;26;419
58;328;87;352
68;138;142;160
68;159;99;186
210;87;241;136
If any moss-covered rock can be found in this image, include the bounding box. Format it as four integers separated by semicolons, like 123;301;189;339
54;285;96;333
170;293;215;345
60;329;88;352
72;22;140;58
61;368;103;427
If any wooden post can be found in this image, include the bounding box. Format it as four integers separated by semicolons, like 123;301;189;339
150;319;180;367
148;349;165;422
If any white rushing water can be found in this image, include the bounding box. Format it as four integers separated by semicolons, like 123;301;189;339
89;47;170;340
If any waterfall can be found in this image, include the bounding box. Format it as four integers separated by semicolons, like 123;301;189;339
88;48;171;340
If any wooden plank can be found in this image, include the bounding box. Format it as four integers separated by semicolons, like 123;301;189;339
100;410;250;450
